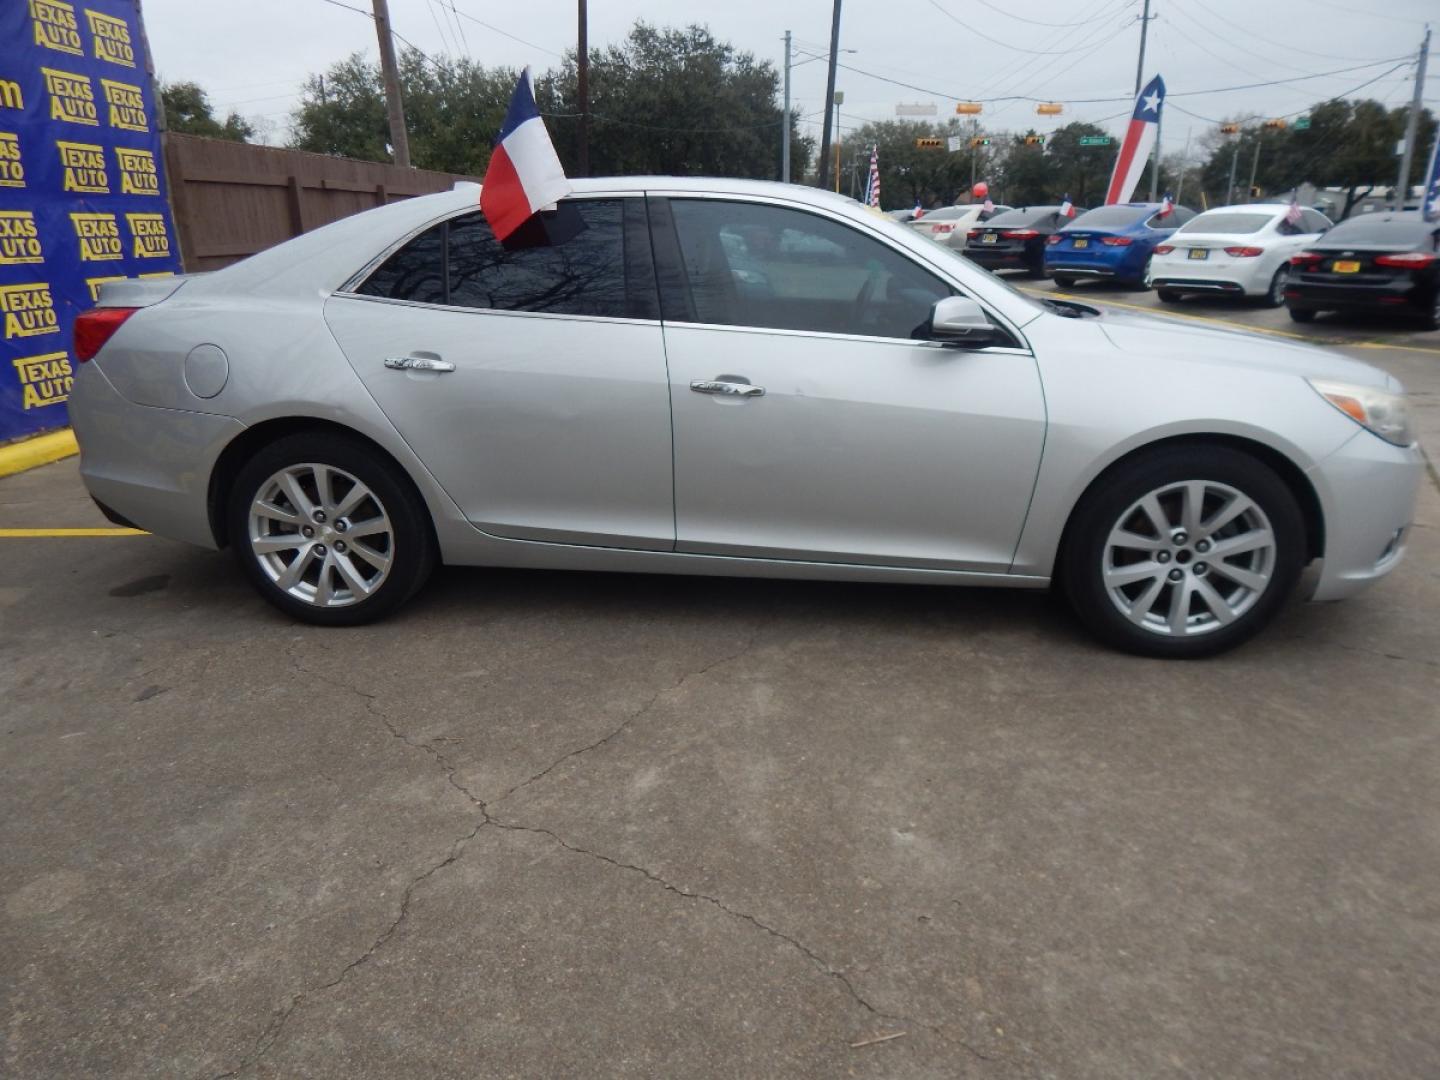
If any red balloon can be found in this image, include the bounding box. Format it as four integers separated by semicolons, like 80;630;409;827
972;182;989;199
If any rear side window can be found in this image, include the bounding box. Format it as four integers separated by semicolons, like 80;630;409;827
1301;210;1332;233
357;198;656;318
1178;212;1271;235
359;223;445;304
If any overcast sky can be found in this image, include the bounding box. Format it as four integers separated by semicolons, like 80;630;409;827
142;0;1434;159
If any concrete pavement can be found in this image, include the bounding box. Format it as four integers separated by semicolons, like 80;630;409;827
3;287;1438;1078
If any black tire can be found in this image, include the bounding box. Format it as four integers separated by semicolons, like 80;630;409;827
1422;289;1440;332
1156;288;1182;303
1053;273;1078;288
1262;265;1289;308
228;432;436;626
1129;256;1154;290
1287;306;1316;323
1027;264;1050;279
1060;445;1305;658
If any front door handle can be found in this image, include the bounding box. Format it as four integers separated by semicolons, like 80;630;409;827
691;378;764;398
384;356;455;373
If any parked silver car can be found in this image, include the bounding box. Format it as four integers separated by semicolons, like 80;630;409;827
69;178;1421;656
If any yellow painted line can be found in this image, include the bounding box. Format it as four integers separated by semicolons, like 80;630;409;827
0;428;79;479
0;527;146;537
1020;287;1440;356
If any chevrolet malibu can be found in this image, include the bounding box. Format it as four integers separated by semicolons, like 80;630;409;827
68;178;1422;657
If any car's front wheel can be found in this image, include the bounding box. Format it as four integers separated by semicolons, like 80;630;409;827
1053;273;1077;288
1061;446;1304;657
1288;306;1316;323
1156;287;1182;303
228;432;436;625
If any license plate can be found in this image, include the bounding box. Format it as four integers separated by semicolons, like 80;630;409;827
981;233;997;244
1188;248;1209;260
1332;260;1361;273
1073;237;1089;249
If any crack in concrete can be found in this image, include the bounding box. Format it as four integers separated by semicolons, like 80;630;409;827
491;622;764;807
212;624;1000;1075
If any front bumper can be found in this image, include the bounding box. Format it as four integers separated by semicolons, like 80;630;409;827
1308;428;1425;601
69;361;242;549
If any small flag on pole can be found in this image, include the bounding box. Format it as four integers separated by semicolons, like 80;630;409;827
864;145;881;209
913;201;925;220
1284;192;1304;227
1060;192;1075;217
1105;74;1166;205
1158;191;1174;217
481;66;572;243
982;194;994;215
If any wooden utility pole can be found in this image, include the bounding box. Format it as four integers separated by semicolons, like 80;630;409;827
577;0;590;176
816;0;842;189
1394;27;1430;207
371;0;411;167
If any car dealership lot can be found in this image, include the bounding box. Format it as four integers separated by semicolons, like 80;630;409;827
3;290;1439;1079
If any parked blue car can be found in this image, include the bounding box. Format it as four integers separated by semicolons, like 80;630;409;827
1044;202;1196;288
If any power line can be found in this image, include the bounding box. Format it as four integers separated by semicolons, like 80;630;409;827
921;0;1136;56
926;0;1107;29
447;3;563;58
1198;0;1404;63
1164;60;1412;125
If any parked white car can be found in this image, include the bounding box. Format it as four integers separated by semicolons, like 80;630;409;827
1149;204;1334;306
907;204;1013;250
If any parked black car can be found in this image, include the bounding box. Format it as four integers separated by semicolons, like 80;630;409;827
1285;211;1440;330
962;206;1084;277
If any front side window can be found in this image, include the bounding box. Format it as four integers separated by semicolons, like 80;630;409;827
358;199;653;319
665;199;952;339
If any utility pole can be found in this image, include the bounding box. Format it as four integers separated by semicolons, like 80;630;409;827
817;0;842;189
577;0;590;177
1173;128;1192;205
1394;27;1430;208
1150;106;1163;201
781;30;792;182
1133;0;1153;98
371;0;411;168
833;92;843;193
1227;138;1241;204
1247;135;1262;203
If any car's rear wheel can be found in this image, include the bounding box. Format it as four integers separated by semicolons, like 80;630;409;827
1422;289;1440;332
1288;306;1316;323
228;433;435;625
1053;273;1077;288
1061;445;1304;658
1156;287;1182;303
1263;265;1289;308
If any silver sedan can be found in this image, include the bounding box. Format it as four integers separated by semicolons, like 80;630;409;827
68;177;1422;657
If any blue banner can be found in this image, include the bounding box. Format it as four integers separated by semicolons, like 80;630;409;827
0;0;182;441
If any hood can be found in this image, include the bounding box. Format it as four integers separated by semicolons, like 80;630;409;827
1095;308;1397;391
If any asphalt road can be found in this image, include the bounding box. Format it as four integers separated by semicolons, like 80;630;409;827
3;284;1438;1079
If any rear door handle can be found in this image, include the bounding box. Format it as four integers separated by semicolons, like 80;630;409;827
691;379;764;398
384;356;455;373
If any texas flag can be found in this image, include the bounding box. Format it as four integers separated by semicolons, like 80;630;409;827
1059;193;1075;217
1158;191;1174;217
481;67;572;242
1105;74;1166;205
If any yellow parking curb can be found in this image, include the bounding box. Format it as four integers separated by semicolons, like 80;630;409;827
0;428;79;479
0;527;146;537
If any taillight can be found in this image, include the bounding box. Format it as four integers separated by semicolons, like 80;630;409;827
1290;251;1322;268
1100;236;1133;246
1154;245;1175;255
74;307;139;362
1005;229;1039;239
1223;246;1263;257
967;229;981;240
1046;234;1063;245
1374;252;1436;269
932;223;954;234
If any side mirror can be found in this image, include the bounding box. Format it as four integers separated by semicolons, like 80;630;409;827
926;296;1002;348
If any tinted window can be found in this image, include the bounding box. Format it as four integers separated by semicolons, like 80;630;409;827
1168;207;1196;226
448;201;627;317
1069;206;1148;229
1322;214;1435;248
921;207;967;221
666;199;952;340
359;223;445;304
985;207;1062;228
1301;210;1332;233
1178;211;1271;235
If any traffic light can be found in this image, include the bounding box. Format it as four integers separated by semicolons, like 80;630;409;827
969;136;991;148
1023;135;1046;146
1220;123;1240;135
1262;118;1286;130
1250;186;1263;198
915;137;944;149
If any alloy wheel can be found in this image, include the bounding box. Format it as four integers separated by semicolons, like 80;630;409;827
247;463;395;608
1269;265;1289;306
1101;479;1276;637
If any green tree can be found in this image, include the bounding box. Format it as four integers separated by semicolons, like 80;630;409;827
160;81;254;142
539;22;810;180
845;119;970;208
290;50;511;174
1044;122;1116;206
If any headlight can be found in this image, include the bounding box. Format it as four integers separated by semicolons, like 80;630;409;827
1306;379;1415;447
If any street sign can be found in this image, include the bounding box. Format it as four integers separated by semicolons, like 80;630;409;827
896;103;937;117
947;135;963;152
1078;136;1112;146
1293;116;1311;130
